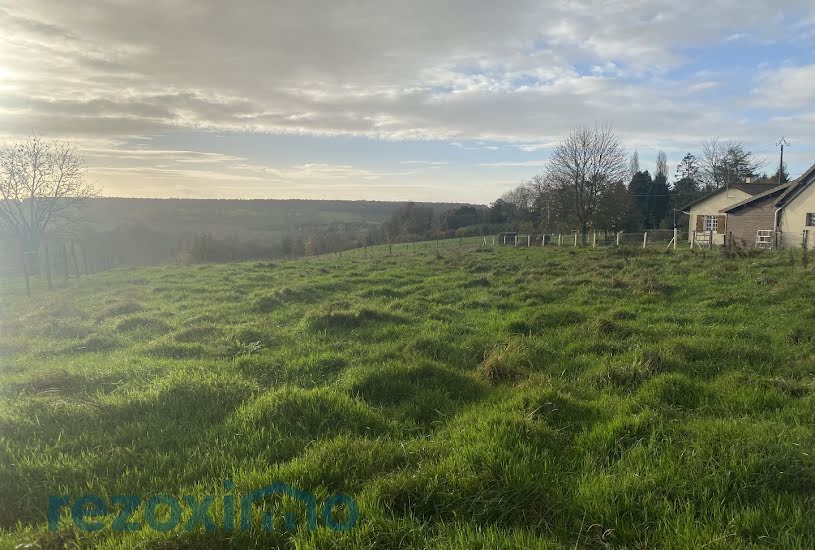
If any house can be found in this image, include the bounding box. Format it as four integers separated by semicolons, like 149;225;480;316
719;182;792;247
685;182;780;246
719;161;815;249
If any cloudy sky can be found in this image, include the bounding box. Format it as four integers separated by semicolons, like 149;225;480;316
1;1;814;203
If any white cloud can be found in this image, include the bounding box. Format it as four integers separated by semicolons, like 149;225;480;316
753;64;815;109
1;0;814;200
2;0;812;145
399;160;449;166
479;160;549;168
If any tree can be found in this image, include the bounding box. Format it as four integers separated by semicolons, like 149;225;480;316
545;124;628;234
386;202;434;240
656;151;668;180
628;170;653;229
596;180;634;233
671;153;703;224
700;139;764;190
0;136;97;250
651;172;671;228
0;136;98;295
754;163;790;185
675;153;700;182
629;151;640;180
441;205;482;230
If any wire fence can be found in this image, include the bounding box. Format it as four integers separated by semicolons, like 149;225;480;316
495;229;687;249
314;230;692;261
8;228;811;299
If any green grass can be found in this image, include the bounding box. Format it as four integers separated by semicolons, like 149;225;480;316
1;245;815;548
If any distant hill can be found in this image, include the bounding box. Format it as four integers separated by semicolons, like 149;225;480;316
76;197;473;239
1;197;482;273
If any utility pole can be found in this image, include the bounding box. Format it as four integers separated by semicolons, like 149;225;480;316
776;137;789;185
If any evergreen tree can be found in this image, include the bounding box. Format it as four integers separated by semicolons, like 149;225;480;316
628;170;653;230
651;173;671;229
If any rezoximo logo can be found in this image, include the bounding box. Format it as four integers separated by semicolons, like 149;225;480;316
49;481;358;533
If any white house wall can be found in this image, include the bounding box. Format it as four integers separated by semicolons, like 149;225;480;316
779;182;815;249
688;188;752;245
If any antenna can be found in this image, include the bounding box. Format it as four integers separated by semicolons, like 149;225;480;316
776;137;789;185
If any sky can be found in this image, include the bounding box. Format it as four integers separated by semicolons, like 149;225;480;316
1;1;814;204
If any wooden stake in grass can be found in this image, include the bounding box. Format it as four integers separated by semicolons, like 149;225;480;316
643;232;648;248
617;231;621;246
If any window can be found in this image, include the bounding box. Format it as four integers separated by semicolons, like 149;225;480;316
807;213;815;227
703;215;718;232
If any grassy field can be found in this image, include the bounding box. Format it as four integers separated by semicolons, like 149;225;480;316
1;245;814;548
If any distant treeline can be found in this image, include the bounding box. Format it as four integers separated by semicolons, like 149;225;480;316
0;198;487;273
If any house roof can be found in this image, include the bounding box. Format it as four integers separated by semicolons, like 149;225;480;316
683;183;780;210
712;161;815;214
720;182;792;213
775;161;815;207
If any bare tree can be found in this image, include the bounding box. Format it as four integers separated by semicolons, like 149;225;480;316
700;138;764;191
0;136;98;294
656;151;668;180
629;150;640;179
546;124;628;234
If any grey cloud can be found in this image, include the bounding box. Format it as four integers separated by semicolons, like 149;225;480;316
1;0;813;155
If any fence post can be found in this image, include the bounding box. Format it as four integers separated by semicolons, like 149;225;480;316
492;236;495;246
642;232;648;248
542;234;545;247
574;233;578;247
592;231;597;248
616;232;621;246
558;234;562;246
514;234;518;247
673;227;678;250
527;235;530;247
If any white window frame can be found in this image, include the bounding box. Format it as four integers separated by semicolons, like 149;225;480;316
703;215;718;232
806;213;815;227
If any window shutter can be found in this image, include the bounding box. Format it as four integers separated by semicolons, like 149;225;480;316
696;216;704;231
716;215;726;234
